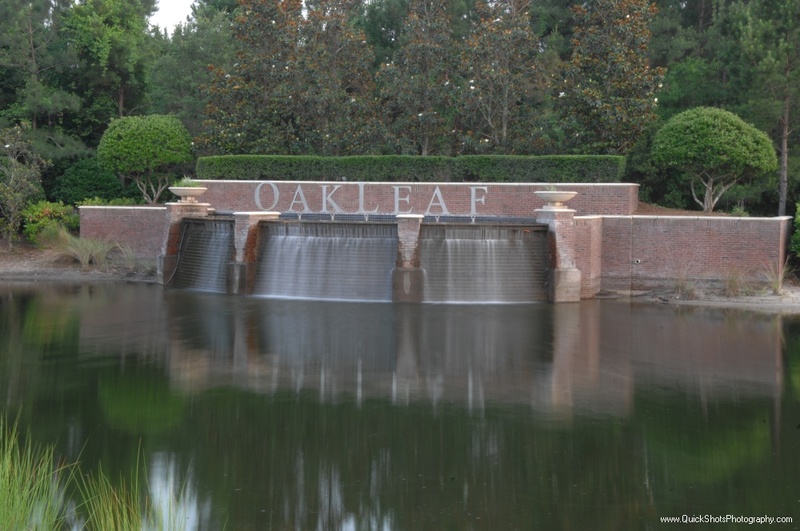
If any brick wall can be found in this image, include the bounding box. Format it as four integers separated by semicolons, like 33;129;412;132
601;215;791;291
78;186;792;297
575;216;603;297
79;206;167;261
197;180;639;217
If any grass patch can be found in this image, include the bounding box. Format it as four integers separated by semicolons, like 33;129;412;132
722;268;748;298
78;463;145;531
764;259;792;295
44;227;119;269
0;418;73;529
0;415;193;530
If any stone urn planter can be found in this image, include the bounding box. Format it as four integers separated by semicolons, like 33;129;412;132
168;186;208;203
534;190;577;210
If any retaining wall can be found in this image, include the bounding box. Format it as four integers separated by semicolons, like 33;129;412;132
599;215;791;291
78;184;792;296
79;206;167;260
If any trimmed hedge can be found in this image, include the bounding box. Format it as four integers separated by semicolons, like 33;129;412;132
196;155;626;183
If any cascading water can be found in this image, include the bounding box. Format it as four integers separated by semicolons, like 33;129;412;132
253;222;397;302
172;219;234;293
420;225;549;303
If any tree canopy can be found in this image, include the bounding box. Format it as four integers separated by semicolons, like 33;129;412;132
651;107;777;212
0;0;797;217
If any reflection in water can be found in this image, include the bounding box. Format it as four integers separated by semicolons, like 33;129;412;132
163;294;781;415
147;452;210;531
0;282;796;530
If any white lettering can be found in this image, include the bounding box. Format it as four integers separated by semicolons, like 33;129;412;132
289;185;311;212
254;181;279;211
393;186;412;214
321;185;343;213
357;182;379;214
425;186;450;216
470;186;488;216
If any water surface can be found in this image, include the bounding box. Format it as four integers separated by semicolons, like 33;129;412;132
1;282;798;530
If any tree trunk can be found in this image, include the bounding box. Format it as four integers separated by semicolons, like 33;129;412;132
778;94;790;216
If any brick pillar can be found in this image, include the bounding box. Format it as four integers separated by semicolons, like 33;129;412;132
392;214;425;302
228;212;281;294
158;202;211;285
536;204;581;302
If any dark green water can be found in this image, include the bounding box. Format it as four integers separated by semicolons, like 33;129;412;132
1;282;799;530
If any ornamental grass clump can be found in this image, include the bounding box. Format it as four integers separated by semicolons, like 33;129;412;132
0;418;73;530
46;227;117;269
77;463;145;531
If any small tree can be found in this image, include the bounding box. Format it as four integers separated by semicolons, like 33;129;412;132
0;126;47;249
97;115;193;204
651;107;777;213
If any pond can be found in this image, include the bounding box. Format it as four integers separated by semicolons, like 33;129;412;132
1;281;798;530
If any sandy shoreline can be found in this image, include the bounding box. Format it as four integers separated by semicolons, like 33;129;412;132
2;239;799;315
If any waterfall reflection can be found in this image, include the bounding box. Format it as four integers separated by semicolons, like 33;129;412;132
163;293;783;413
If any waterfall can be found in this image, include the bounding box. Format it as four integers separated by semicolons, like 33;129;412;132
420;225;549;303
253;222;397;302
172;219;234;293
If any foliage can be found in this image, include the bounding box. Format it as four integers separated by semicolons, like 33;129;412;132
0;125;47;248
77;196;141;206
196;154;627;182
199;0;305;155
557;0;665;155
651;107;778;212
458;0;543;154
97;114;193;204
51;157;125;205
147;7;236;141
295;0;384;156
790;204;800;257
173;177;202;187
61;0;155;145
21;200;79;243
377;0;456;155
736;0;800;216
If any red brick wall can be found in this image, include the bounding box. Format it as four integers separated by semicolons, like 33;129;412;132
601;215;791;291
197;180;639;217
575;216;603;297
79;206;167;260
78;187;791;296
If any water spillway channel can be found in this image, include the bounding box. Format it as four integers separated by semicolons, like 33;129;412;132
172;219;551;303
172;218;235;293
419;225;550;303
253;222;398;302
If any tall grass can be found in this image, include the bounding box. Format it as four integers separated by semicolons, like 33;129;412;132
78;463;145;531
764;259;792;295
0;418;72;530
0;416;192;531
44;227;119;269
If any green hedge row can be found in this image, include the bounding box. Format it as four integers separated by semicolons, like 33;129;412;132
195;155;626;183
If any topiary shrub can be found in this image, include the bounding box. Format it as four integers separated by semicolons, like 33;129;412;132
97;115;194;204
51;158;124;205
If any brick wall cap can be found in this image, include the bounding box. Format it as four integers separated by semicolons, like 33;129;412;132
78;205;166;210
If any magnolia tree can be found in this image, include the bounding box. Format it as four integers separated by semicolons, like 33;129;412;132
651;107;777;212
97;115;193;204
0;126;46;249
